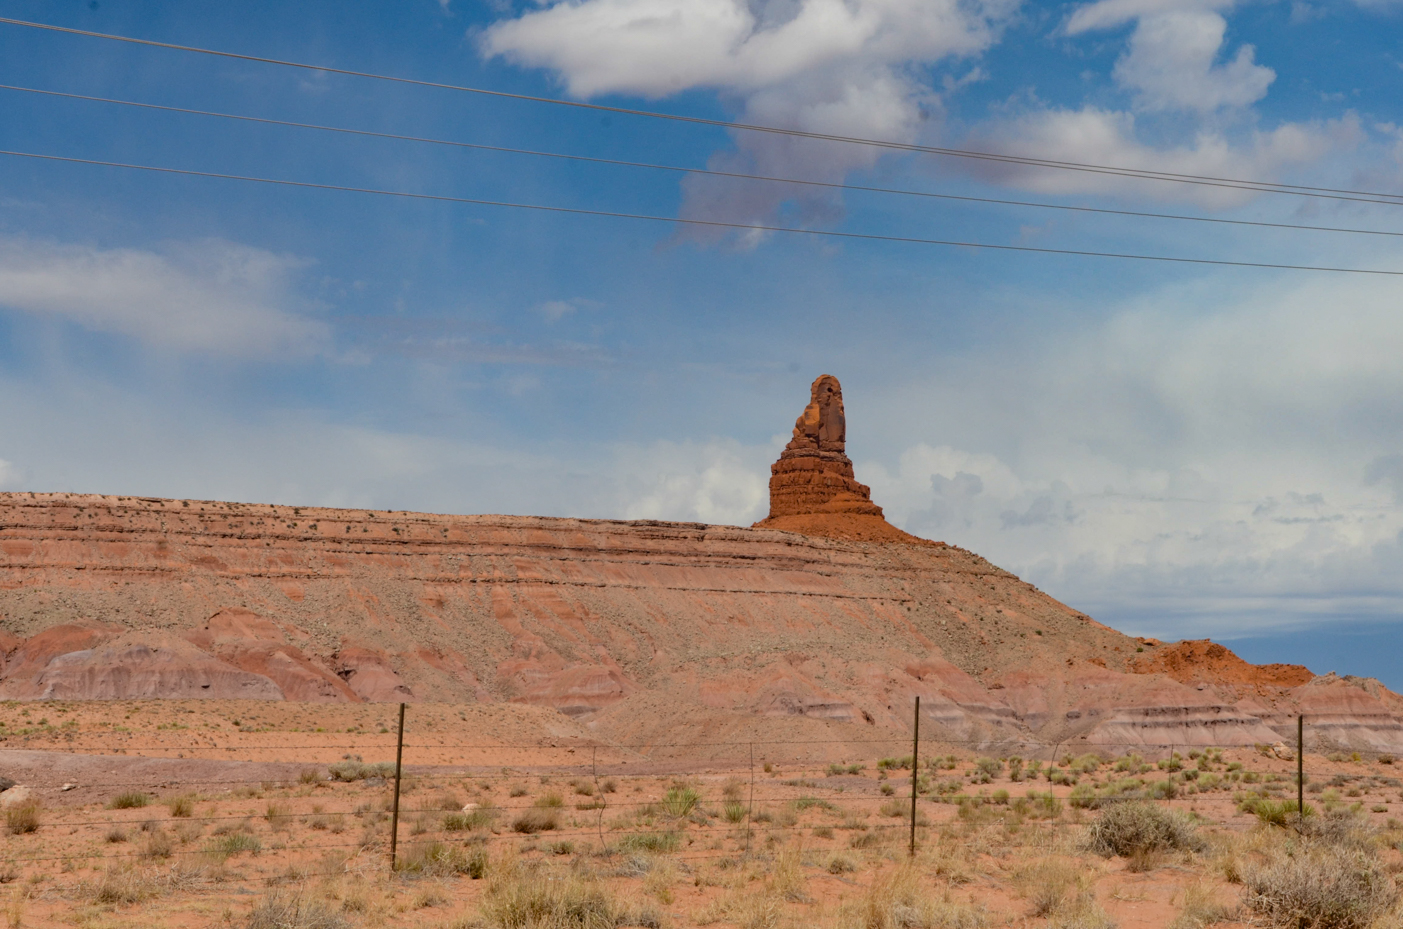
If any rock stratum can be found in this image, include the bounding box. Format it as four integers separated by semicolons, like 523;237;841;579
2;374;1401;754
3;493;1400;752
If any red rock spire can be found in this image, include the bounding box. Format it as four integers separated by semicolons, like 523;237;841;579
765;375;883;520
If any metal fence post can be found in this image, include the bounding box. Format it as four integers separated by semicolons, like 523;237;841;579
389;702;406;870
909;695;920;858
745;742;754;858
1297;714;1305;827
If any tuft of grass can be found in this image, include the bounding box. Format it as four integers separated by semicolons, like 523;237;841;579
1238;794;1312;827
87;865;162;905
851;862;988;929
1168;879;1237;929
1085;801;1203;858
206;831;261;862
477;859;626;929
444;807;495;832
167;795;195;818
298;768;321;785
3;804;39;836
533;792;564;809
395;841;488;878
511;808;560;834
108;791;150;810
661;786;700;818
618;831;680;853
722;801;748;824
247;889;350;929
264;803;293;831
1242;841;1398;929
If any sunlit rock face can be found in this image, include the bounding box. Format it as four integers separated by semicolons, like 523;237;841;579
765;374;883;520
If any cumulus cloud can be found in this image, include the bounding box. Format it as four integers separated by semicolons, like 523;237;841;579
1067;0;1273;112
860;268;1403;638
619;439;771;524
966;107;1356;206
0;237;328;356
481;0;1018;236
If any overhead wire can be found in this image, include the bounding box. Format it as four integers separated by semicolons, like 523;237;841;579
3;15;1403;206
3;148;1400;276
6;82;1403;238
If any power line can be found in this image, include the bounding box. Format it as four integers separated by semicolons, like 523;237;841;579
5;147;1399;275
8;82;1403;238
4;15;1402;206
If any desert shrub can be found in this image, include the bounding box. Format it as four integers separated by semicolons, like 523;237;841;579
1016;858;1113;928
106;825;129;843
4;803;39;835
508;784;528;798
1086;801;1203;858
327;759;395;782
572;779;595;797
395;841;488;878
1242;842;1397;929
1070;753;1103;775
618;831;679;853
298;768;321;785
972;757;1002;784
1007;757;1025;782
661;786;699;818
1297;809;1377;850
1379;754;1395;766
534;792;564;809
167;795;195;818
247;889;349;929
108;791;150;810
722;801;747;823
600;778;618;794
511;808;559;834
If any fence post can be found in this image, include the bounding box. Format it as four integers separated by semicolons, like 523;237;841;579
909;695;920;858
1297;714;1305;827
745;742;754;858
389;702;406;870
594;746;606;852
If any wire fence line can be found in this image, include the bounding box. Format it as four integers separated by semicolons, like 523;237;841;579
4;702;1394;878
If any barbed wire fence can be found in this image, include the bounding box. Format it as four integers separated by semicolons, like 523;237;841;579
2;700;1395;882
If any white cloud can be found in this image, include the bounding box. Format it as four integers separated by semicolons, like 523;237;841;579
859;267;1403;638
619;439;771;525
0;237;328;357
481;0;1018;235
966;107;1356;206
1067;0;1273;113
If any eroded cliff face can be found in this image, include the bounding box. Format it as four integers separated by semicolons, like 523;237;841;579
2;491;1400;752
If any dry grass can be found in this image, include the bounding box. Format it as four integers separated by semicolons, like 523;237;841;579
1168;879;1237;929
394;841;488;878
841;862;988;929
474;856;638;929
1241;840;1398;929
3;804;39;836
247;889;351;929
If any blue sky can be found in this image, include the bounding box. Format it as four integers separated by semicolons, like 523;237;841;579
2;0;1403;684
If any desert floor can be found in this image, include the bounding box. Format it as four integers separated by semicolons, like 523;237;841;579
0;701;1400;929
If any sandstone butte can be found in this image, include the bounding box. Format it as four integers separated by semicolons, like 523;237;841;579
1;373;1401;756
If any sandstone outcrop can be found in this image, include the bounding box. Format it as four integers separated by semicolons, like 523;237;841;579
763;374;882;520
1;374;1401;753
754;375;926;543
